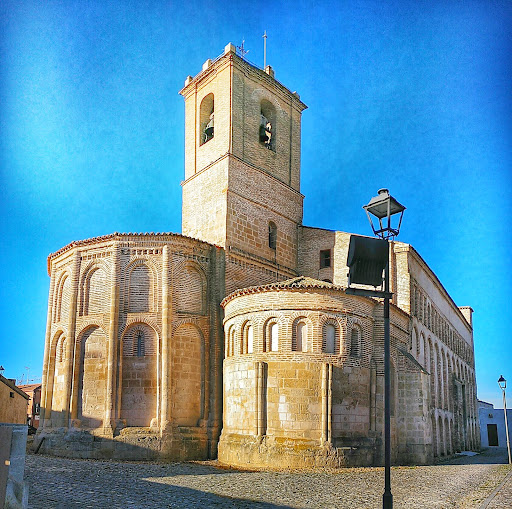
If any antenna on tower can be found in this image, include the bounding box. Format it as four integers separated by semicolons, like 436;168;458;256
263;31;267;69
237;39;249;60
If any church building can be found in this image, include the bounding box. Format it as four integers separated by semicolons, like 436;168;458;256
37;43;479;467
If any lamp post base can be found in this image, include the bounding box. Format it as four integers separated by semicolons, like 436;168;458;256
383;492;393;509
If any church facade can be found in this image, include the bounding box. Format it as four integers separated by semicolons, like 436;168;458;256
37;43;479;467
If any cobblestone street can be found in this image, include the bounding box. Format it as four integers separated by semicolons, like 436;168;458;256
25;448;511;509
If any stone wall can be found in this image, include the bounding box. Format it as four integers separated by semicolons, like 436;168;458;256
218;280;426;468
38;233;222;460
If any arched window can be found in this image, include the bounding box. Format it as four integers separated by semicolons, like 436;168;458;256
56;335;66;363
200;93;214;145
55;274;70;323
229;327;235;356
270;323;279;352
419;333;425;365
350;325;361;357
243;324;254;354
225;329;230;357
136;330;145;357
323;324;336;354
260;99;276;151
268;221;277;250
293;320;307;352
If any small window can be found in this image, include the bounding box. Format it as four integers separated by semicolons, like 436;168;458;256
136;331;145;357
246;325;254;354
323;324;336;354
268;222;277;250
293;321;307;352
320;249;331;269
240;325;254;354
229;327;235;357
10;392;14;398
350;326;361;357
270;323;279;352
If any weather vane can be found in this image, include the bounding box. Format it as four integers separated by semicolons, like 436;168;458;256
237;39;249;60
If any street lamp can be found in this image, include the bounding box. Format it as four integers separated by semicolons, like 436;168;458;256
364;188;405;240
498;375;511;464
346;188;405;509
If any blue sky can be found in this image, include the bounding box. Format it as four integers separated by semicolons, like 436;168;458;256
1;1;511;408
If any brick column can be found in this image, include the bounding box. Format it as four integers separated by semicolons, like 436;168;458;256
66;250;82;427
104;242;120;433
160;245;171;430
255;361;267;437
40;262;57;428
59;250;81;427
321;363;332;444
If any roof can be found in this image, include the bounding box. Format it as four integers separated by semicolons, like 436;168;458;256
0;375;30;399
221;276;346;307
19;383;42;392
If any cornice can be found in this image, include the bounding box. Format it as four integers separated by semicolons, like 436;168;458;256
47;232;217;275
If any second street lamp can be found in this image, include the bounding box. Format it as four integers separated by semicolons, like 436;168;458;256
346;188;405;509
498;375;512;465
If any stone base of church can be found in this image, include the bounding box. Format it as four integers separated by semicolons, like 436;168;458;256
34;425;218;461
217;433;378;469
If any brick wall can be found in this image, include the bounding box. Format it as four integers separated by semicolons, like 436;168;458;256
219;284;421;468
41;233;222;460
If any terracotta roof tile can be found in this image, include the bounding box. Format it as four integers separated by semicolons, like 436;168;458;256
221;276;345;307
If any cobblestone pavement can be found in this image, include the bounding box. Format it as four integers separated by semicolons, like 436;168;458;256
25;448;511;509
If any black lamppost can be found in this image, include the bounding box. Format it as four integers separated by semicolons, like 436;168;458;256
346;188;405;509
498;375;511;465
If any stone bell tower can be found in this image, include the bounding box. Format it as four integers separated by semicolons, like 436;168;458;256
180;43;307;274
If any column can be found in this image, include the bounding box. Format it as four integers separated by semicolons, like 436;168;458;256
65;250;81;425
104;242;120;433
160;245;171;430
40;263;57;428
321;363;332;444
62;250;81;426
255;361;267;437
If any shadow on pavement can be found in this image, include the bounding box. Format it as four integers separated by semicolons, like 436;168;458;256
438;447;509;465
25;453;295;509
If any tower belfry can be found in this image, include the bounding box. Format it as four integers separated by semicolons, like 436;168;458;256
180;42;307;279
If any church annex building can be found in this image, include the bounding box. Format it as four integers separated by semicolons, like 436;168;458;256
37;43;479;468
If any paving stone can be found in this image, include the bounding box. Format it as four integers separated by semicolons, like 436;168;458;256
24;448;511;508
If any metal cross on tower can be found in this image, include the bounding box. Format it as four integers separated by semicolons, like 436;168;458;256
237;39;249;60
